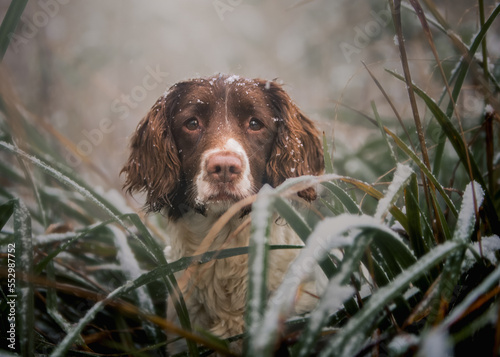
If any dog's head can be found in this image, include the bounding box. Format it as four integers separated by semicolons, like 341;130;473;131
121;74;323;219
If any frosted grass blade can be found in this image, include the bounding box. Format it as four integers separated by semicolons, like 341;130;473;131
322;133;334;174
0;199;14;230
320;240;464;357
385;71;499;233
14;200;34;356
273;196;312;240
293;231;372;357
433;3;500;176
384;128;458;218
273;196;337;278
374;163;413;222
0;0;28;60
321;182;361;215
245;185;274;354
249;215;404;355
405;173;427;257
428;182;485;325
111;226;158;340
371;100;397;164
0;141;161;262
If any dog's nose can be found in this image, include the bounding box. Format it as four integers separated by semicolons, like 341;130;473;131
206;154;242;183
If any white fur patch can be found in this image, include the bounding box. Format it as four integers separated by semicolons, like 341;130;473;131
195;138;252;213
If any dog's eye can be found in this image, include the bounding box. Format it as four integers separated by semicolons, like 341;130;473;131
185;118;199;131
248;118;263;131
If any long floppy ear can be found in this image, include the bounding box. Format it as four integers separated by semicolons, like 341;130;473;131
121;95;181;212
264;82;324;201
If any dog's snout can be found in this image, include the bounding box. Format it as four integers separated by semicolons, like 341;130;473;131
206;154;242;183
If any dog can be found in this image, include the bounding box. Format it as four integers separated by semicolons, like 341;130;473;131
121;74;324;346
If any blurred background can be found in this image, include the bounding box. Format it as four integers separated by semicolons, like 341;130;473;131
1;2;500;354
1;0;498;198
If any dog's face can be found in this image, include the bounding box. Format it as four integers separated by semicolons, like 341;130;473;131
169;77;277;210
122;75;323;219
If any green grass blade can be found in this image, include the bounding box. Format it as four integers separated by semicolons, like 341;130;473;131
321;181;361;215
125;214;167;264
385;71;499;233
250;215;402;355
17;156;48;228
273;196;312;240
371;100;397;164
0;199;15;230
384;127;458;217
50;284;130;357
34;219;117;275
374;163;413;222
0;0;28;60
0;141;161;262
405;174;427;257
322;132;334;174
433;3;500;176
110;226;159;340
124;213;196;354
385;70;476;185
293;232;372;357
129;245;301;292
319;240;464;357
428;187;452;241
274;174;341;195
319;196;343;215
452;182;484;243
273;196;337;278
441;263;500;330
46;261;86;347
371;227;417;277
428;182;485;326
245;186;274;355
14;200;34;356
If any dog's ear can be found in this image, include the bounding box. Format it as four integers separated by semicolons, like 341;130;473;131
264;81;324;201
121;92;181;212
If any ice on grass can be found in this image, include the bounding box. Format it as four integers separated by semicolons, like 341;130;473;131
375;163;413;221
463;235;500;270
418;328;452;357
247;184;274;336
453;181;484;243
252;213;406;351
389;334;419;355
111;226;155;317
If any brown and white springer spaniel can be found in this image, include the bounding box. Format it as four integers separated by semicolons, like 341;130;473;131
121;74;324;344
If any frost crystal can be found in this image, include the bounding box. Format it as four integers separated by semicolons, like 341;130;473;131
463;235;500;270
375;163;413;221
393;34;399;46
419;329;452;357
225;74;240;84
453;181;484;243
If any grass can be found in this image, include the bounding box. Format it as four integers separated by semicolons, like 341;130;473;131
1;0;500;356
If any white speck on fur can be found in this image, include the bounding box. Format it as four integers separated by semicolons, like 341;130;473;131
225;74;240;84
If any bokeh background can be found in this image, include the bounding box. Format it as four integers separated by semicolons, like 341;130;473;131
1;2;500;355
1;0;498;196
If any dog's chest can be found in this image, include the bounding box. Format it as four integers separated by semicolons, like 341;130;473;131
165;213;304;334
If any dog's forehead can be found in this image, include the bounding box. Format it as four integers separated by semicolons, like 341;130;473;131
168;75;272;114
